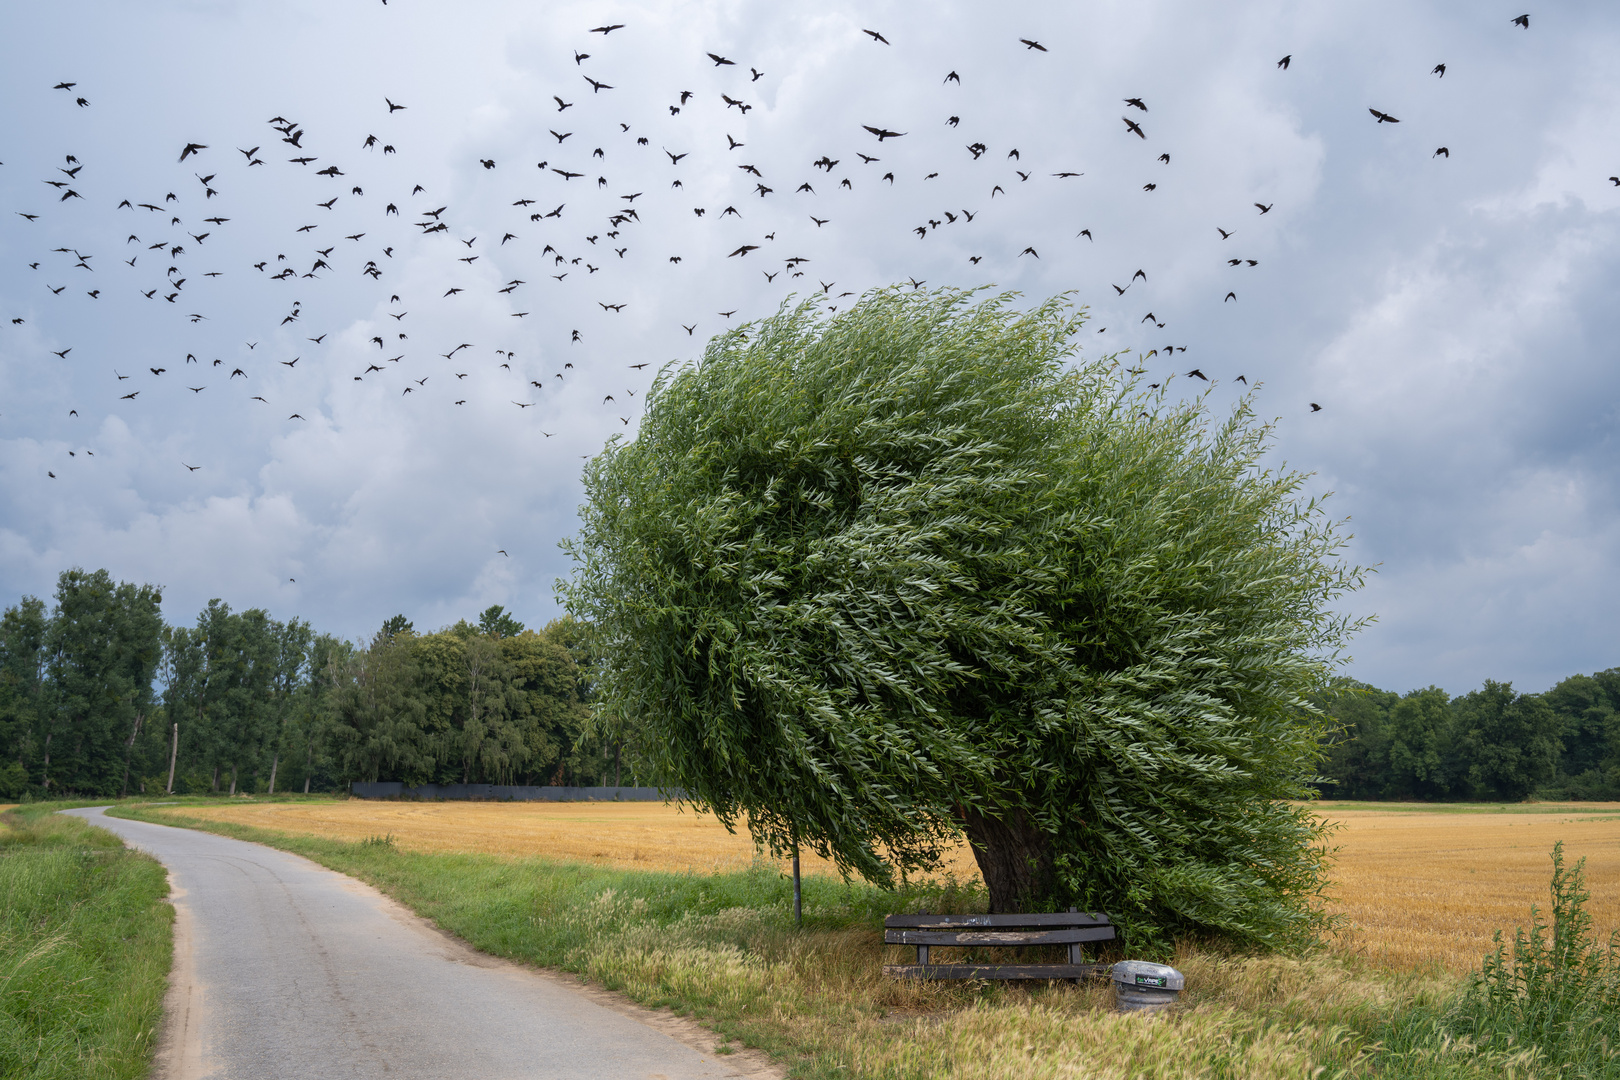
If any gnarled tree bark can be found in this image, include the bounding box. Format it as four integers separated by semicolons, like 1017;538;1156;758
960;806;1053;914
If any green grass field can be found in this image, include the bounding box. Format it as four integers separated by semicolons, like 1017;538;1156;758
0;806;172;1080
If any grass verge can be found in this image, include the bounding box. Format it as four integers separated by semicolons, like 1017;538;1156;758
0;806;172;1080
107;801;1559;1080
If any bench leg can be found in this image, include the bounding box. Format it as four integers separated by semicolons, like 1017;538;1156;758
917;944;929;966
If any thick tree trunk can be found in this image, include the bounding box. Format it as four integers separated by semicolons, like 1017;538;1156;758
229;764;237;796
960;806;1054;914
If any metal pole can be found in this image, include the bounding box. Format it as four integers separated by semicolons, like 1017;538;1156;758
166;723;179;794
792;846;802;927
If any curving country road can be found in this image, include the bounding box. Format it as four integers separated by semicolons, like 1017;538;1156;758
67;807;776;1080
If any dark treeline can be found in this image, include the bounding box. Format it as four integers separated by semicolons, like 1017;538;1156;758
7;567;1614;803
0;568;622;799
1316;671;1620;801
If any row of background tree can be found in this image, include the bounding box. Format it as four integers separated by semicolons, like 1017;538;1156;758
1315;671;1620;800
3;568;1615;802
0;568;630;799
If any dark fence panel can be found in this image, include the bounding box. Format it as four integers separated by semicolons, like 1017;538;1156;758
350;782;680;802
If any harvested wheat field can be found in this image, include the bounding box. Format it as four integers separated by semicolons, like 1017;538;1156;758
1316;802;1620;973
157;798;1620;973
160;798;983;880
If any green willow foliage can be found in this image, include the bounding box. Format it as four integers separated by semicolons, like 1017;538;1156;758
566;287;1365;949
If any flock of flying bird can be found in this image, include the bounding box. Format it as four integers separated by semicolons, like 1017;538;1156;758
5;10;1600;488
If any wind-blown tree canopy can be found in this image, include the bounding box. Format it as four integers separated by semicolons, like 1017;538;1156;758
574;286;1365;947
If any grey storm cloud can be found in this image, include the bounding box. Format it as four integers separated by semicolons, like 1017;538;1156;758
1;0;1617;694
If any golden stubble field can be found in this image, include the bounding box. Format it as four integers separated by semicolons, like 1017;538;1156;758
158;798;1620;974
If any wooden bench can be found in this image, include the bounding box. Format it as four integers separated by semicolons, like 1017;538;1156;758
882;909;1115;981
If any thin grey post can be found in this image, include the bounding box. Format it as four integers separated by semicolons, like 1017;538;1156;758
792;846;802;926
166;722;179;794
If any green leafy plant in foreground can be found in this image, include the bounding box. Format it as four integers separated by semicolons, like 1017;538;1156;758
1452;842;1620;1072
1373;843;1620;1079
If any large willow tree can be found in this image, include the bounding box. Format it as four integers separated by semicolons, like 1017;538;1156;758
562;288;1364;949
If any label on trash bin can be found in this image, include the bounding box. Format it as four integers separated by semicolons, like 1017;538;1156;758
1134;974;1168;987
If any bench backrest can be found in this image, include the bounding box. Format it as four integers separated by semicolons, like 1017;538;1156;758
884;912;1111;930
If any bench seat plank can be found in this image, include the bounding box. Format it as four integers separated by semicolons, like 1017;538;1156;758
883;913;1110;929
884;926;1115;947
883;962;1110;981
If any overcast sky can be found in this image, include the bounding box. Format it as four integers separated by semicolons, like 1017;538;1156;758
2;0;1616;695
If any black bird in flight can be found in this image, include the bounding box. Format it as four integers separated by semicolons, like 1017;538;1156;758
863;125;906;141
944;71;960;83
1124;97;1147;111
1255;202;1273;214
1277;54;1291;69
1512;14;1529;28
1122;117;1145;139
1434;147;1450;158
863;29;889;44
1369;108;1400;123
584;75;613;93
707;52;734;66
1310;403;1323;412
1433;63;1446;77
1019;38;1047;51
178;143;207;162
589;24;624;34
386;97;406;112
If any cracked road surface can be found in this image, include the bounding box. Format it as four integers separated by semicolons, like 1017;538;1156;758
67;807;774;1080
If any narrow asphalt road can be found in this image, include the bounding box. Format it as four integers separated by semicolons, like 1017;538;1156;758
67;807;776;1080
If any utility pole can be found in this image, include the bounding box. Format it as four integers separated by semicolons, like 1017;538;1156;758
166;723;178;794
